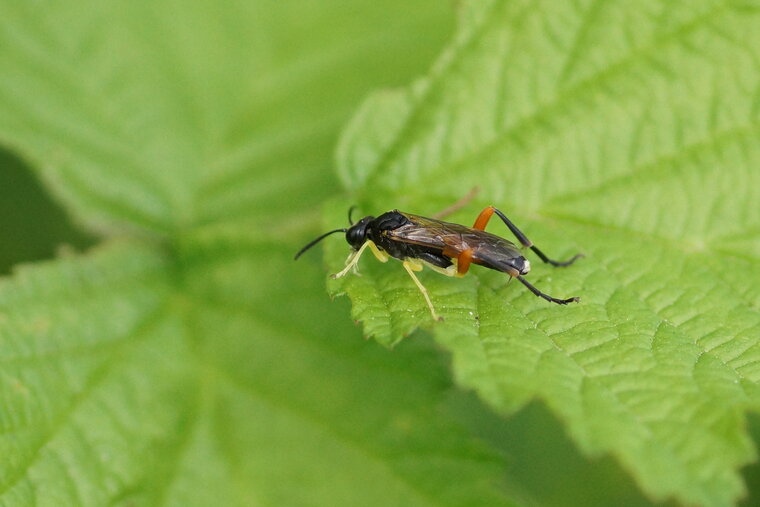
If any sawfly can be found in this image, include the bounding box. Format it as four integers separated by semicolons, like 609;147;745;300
295;205;582;321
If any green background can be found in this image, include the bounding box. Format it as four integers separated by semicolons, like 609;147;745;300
1;1;760;505
0;9;652;504
8;152;758;502
0;154;657;505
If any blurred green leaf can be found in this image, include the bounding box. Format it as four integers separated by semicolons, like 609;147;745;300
0;241;512;505
0;1;519;505
443;395;660;507
0;150;93;274
0;1;450;236
328;1;760;505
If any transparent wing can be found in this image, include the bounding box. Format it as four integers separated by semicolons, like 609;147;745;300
391;212;522;260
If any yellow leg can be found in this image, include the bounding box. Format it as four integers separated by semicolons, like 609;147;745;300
402;260;442;322
332;240;389;279
368;242;389;262
423;260;460;278
332;241;371;279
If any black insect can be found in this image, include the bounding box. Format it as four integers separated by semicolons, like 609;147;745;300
295;205;582;321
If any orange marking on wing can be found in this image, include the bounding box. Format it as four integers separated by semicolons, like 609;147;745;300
473;206;495;231
457;249;474;275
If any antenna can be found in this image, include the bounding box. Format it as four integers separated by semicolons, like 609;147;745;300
348;205;358;225
294;229;347;260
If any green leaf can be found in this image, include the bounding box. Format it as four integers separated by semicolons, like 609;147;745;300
329;0;760;505
0;1;518;505
0;241;512;505
0;1;450;236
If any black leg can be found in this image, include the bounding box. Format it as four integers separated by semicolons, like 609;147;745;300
530;246;584;267
491;208;583;267
516;275;579;305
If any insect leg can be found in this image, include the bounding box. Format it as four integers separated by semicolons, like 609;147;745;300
456;249;474;276
440;247;474;277
331;241;371;279
368;242;390;262
402;260;443;321
472;206;497;231
516;275;579;304
474;206;583;267
416;252;457;277
424;263;459;277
